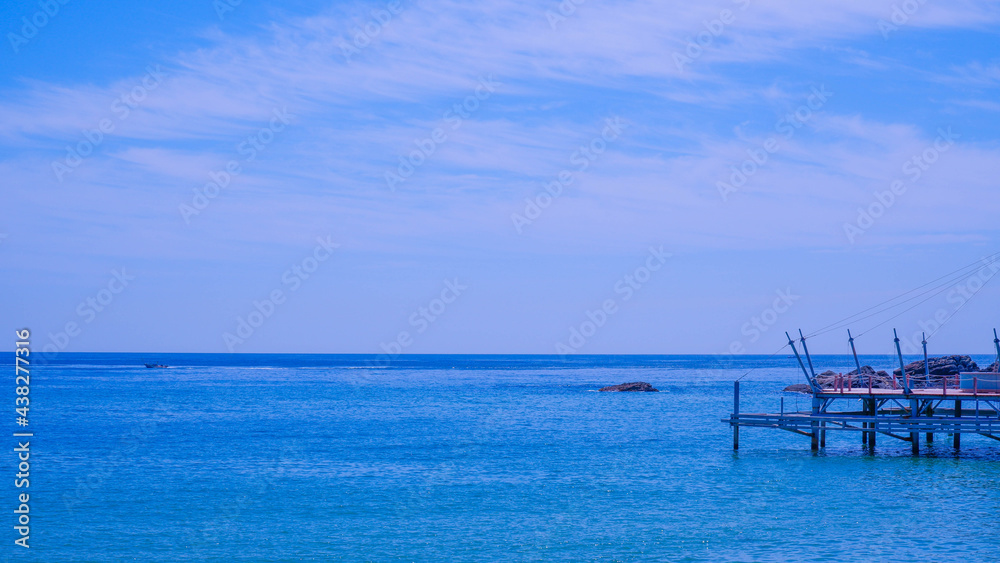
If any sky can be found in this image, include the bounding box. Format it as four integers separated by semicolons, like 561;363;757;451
2;0;1000;357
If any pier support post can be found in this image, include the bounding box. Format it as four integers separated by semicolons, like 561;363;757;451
820;422;826;448
926;404;934;443
869;399;877;450
910;398;920;455
954;400;962;449
811;397;820;451
733;381;739;451
862;400;868;446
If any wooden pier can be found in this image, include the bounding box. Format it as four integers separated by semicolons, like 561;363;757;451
725;329;1000;454
727;383;1000;453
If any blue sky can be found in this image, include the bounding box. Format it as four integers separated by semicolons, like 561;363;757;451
2;0;1000;356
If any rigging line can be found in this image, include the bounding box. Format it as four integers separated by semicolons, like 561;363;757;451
806;259;999;339
811;280;957;339
737;342;789;382
855;283;962;339
804;252;1000;338
806;254;1000;339
927;267;998;341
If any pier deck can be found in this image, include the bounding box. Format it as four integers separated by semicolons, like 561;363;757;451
726;328;1000;453
725;381;1000;453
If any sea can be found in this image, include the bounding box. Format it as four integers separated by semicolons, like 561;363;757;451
7;353;1000;562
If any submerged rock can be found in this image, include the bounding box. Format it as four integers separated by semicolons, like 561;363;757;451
599;381;659;392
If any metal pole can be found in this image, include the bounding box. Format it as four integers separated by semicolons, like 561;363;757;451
799;329;817;380
787;332;816;391
954;400;962;449
994;329;1000;371
862;398;868;446
894;329;912;394
870;399;877;449
848;329;863;381
733;381;740;451
799;328;824;450
922;332;931;387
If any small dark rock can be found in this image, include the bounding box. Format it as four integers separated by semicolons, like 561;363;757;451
783;384;812;394
982;361;999;373
599;381;659;392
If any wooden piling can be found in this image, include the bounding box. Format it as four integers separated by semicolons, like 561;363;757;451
733;381;739;451
927;404;934;443
954;400;962;449
868;399;877;449
862;400;868;446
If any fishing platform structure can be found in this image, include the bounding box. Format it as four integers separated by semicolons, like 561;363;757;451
726;328;1000;454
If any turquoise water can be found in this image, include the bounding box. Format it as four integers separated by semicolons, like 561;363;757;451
8;354;1000;561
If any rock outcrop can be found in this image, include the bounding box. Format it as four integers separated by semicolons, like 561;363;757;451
892;355;979;377
599;382;659;392
806;367;893;390
787;356;991;392
782;384;812;394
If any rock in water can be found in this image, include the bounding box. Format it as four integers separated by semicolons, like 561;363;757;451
982;361;999;373
599;382;659;392
893;355;979;387
783;384;812;394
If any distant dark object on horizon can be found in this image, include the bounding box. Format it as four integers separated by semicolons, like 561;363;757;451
144;363;168;369
599;382;658;392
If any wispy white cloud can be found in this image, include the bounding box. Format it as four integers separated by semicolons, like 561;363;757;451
1;0;999;267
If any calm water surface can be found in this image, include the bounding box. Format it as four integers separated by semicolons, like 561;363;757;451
8;353;1000;561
